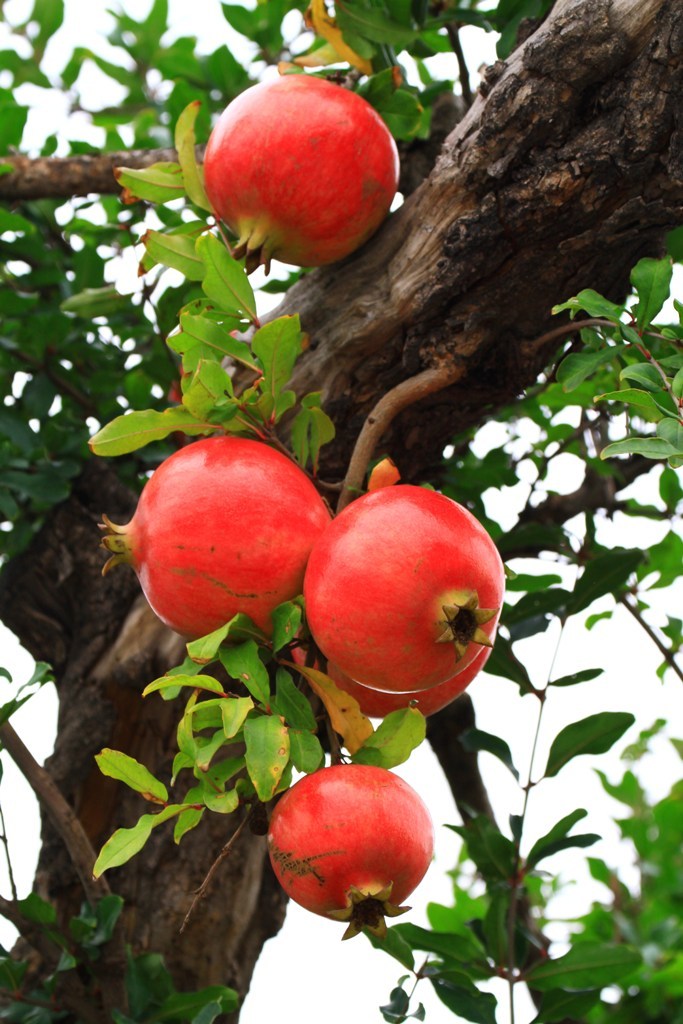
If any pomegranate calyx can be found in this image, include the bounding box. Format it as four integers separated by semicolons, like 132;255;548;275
328;882;410;941
435;589;498;660
232;223;274;275
98;513;134;576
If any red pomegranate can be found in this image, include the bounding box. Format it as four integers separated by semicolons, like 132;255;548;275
327;645;492;718
203;73;399;271
100;436;330;638
267;764;433;938
303;485;505;692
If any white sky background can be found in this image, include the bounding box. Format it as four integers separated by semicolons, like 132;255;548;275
1;2;683;1022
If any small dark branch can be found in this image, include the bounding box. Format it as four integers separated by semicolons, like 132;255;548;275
0;146;204;201
8;346;97;417
180;805;257;933
0;723;107;907
427;694;495;823
619;594;683;684
445;23;473;107
0;804;18;901
337;364;464;512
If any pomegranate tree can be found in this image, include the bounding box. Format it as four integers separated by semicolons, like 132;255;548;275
203;73;399;271
100;436;330;638
267;764;433;939
303;485;505;692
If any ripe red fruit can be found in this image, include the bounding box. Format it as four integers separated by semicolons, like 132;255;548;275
303;485;505;693
100;436;330;638
327;645;492;719
203;74;399;272
267;764;433;939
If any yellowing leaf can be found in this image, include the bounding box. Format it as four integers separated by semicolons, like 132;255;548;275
305;0;373;76
368;456;400;492
292;663;373;755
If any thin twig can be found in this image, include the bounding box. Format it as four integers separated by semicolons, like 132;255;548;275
337;364;464;513
619;594;683;684
180;804;257;933
446;23;473;107
0;804;18;901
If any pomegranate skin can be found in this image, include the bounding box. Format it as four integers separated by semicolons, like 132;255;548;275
303;485;505;692
203;74;399;269
267;764;433;922
105;436;330;638
327;645;492;719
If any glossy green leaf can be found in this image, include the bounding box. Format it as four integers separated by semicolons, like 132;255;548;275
631;256;673;329
89;407;218;456
568;549;643;614
143;674;227;698
220;640;270;705
553;289;624;322
186;615;265;665
555;347;621;392
197;233;258;323
290;391;336;474
93;805;186;877
352;707;426;769
243;715;290;802
251;315;303;413
220;696;254;738
181;359;236;419
548;668;603;687
430;975;498;1024
525;941;641;991
174;807;204;844
449;816;516;884
272;667;317;731
459;728;519;780
95;749;168;803
288;729;324;774
601;435;681;461
173;310;259;372
116;161;185;203
594;387;662;414
619;361;666;393
143;228;205;280
174;100;212;211
543;712;635;779
531;988;602;1023
365;925;415;971
526;809;599;868
271;602;303;653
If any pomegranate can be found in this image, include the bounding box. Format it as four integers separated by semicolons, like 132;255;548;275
267;764;433;938
327;645;492;719
303;485;505;692
203;73;399;271
100;436;330;638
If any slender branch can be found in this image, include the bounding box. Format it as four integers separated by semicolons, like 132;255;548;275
0;804;18;901
0;146;204;201
619;594;683;684
445;23;473;107
0;722;108;907
180;804;257;933
337;364;464;512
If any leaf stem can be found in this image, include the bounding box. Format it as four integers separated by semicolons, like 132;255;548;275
619;593;683;684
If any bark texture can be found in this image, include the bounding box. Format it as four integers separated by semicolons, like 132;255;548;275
0;0;681;1018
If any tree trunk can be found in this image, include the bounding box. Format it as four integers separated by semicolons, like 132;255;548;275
0;0;681;1017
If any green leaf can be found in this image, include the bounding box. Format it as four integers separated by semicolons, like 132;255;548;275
93;806;185;876
459;728;519;781
143;673;227;698
173;310;259;372
594;387;662;415
197;233;258;323
543;712;635;779
89;407;217;456
272;668;317;731
143;229;205;281
525;941;641;991
271;602;303;654
568;549;643;614
556;347;621;392
116;161;185;204
290;391;336;474
243;715;290;802
30;0;65;50
531;988;602;1023
526;809;600;868
352;707;426;769
430;976;498;1024
174;100;212;211
548;668;603;687
186;615;265;664
600;435;681;460
220;696;254;738
449;816;516;884
157;986;239;1020
61;285;131;318
619;361;665;393
17;892;56;925
365;925;415;971
552;289;624;321
181;359;236;419
95;749;168;803
288;729;324;774
630;256;673;330
220;640;270;705
251;316;303;416
174;807;204;843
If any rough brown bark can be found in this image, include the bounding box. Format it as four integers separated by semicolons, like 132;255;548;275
0;0;681;1017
